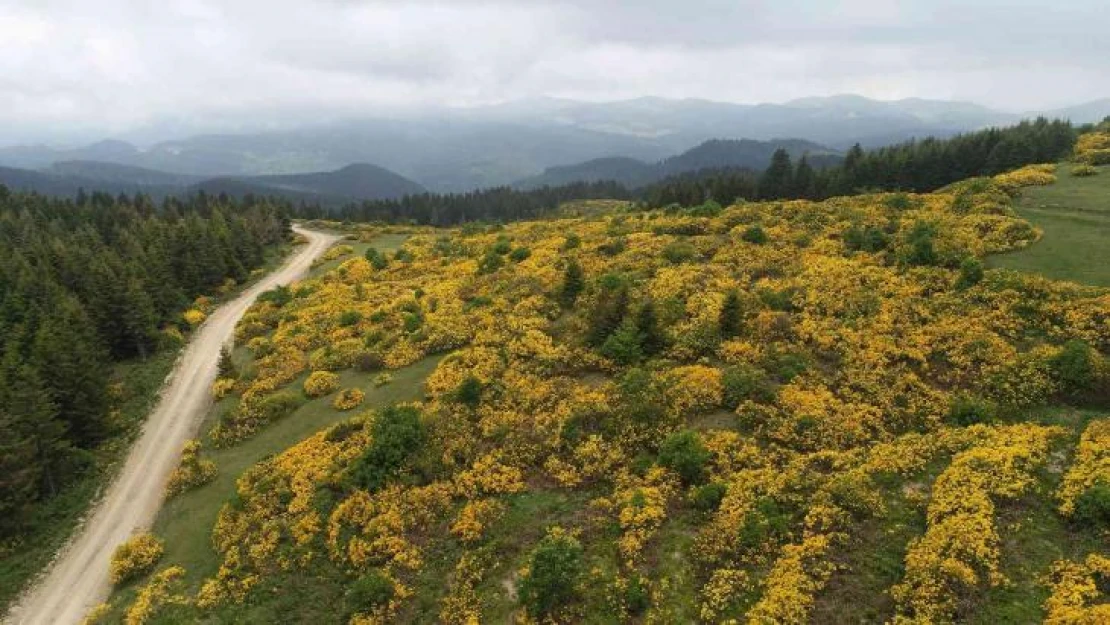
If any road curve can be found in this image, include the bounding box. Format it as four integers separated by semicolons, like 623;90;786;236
6;226;339;625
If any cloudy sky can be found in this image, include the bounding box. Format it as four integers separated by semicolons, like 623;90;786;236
1;0;1107;143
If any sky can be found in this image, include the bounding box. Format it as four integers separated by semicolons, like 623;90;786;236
1;0;1107;144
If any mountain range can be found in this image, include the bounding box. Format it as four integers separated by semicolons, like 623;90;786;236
1;94;1107;195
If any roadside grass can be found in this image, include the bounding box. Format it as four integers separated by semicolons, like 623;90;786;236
988;163;1110;286
151;355;443;589
307;232;408;280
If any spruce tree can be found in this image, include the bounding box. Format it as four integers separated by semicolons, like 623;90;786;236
559;260;585;308
719;290;744;339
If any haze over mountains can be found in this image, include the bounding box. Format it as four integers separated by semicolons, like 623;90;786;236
1;94;1108;199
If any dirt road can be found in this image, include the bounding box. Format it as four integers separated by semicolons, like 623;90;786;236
6;226;338;625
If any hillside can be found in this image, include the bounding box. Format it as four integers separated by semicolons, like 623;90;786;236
0;162;424;204
95;156;1110;623
516;138;842;189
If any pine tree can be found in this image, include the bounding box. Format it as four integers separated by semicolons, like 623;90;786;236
217;346;237;379
636;299;665;356
559;260;585;308
719;290;744;338
759;149;794;200
793;155;816;199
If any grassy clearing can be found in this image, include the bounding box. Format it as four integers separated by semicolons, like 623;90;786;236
307;231;408;280
988;163;1110;286
151;356;443;589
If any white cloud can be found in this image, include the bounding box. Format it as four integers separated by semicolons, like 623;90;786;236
0;0;1106;143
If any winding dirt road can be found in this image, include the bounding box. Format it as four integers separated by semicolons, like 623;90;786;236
6;226;338;625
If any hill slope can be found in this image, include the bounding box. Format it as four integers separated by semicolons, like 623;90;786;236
516;138;841;189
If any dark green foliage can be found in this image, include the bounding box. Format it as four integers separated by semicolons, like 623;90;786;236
491;238;513;255
349;405;425;492
692;482;727;512
518;533;584;619
346;570;394;614
354;351;384;373
476;249;504;275
764;347;809;383
598;236;627;257
258;285;293;307
617;368;666;425
1049;340;1098;396
454;376;483;408
585;277;630;347
1072;480;1110;527
635;299;666;356
844;225;890;253
946;393;997;426
955;257;985;289
662;240;697;264
722;364;776;408
559;260;585;308
392;247;414;263
903;221;938;266
758;148;794;200
623;574;650;615
0;189;284;538
562;233;581;250
741;225;769;245
600;318;644;365
719;290;744;338
509;246;532;262
364;247;388;270
338;310;362;327
217;346;237;379
738;497;791;550
658;430;711;486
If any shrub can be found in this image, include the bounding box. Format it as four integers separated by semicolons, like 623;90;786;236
477;250;503;275
454;376;483;408
346;570;394;615
562;233;581;250
166;440;217;497
349;405;425;491
1071;164;1098;177
903;221;938;266
1073;481;1110;527
844;225;891;253
623;574;651;615
355;351;384;372
955;257;985;289
373;372;393;387
304;371;341;398
364;247;389;270
338;310;362;327
598;237;627;256
600;318;644;365
509;246;532;262
692;482;727;512
741;225;769;244
110;534;164;584
722;364;776;408
491;238;513;255
333;388;365;411
1050;340;1098;396
662;240;697;264
658;430;711;486
518;531;584;619
182;309;206;326
946;394;997;426
559;260;585;308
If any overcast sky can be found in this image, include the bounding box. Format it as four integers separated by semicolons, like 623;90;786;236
1;0;1107;144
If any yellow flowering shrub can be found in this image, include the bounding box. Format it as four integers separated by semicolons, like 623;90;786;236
333;387;365;410
1043;554;1110;624
166;439;217;497
110;533;165;584
182;308;206;326
303;370;340;397
123;566;187;625
1057;418;1110;516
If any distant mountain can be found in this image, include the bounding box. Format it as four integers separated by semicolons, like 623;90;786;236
2;95;1107;192
516;138;841;189
198;163;425;203
0;161;424;204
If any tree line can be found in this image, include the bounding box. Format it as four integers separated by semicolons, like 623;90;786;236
0;188;289;536
643;117;1078;207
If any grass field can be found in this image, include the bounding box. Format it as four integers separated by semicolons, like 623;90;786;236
988;163;1110;286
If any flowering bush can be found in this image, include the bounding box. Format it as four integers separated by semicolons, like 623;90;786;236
182;308;207;326
110;533;165;584
166;439;217;497
332;387;365;410
303;370;340;397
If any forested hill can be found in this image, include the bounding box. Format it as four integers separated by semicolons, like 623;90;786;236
515;138;841;189
0;189;288;537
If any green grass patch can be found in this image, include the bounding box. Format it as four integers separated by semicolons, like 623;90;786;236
307;232;408;280
151;356;442;590
988;163;1110;286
